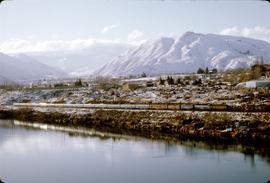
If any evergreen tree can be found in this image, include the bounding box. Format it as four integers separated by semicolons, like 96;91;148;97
167;76;174;85
170;77;175;85
141;73;147;77
176;78;182;85
212;68;218;74
205;67;209;74
197;67;205;74
159;77;165;85
75;78;83;87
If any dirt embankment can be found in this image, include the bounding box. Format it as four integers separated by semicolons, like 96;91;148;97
0;107;270;148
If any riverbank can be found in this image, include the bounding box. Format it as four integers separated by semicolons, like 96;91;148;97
0;106;270;155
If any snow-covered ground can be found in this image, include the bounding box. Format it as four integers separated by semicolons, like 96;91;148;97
1;77;268;107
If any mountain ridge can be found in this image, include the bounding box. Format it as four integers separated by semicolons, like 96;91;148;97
0;53;68;83
95;32;270;76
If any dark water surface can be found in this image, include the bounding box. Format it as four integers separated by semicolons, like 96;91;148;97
0;119;269;183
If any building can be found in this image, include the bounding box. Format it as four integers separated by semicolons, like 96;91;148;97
145;81;155;87
245;80;270;88
122;83;140;91
120;77;157;89
122;83;130;91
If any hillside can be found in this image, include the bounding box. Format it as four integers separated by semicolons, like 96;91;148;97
26;43;132;76
0;53;68;83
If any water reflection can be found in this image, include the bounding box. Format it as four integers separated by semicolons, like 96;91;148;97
0;119;269;183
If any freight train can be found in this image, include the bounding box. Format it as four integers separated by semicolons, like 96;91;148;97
13;103;228;111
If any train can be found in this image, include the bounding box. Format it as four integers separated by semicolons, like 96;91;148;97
13;102;228;111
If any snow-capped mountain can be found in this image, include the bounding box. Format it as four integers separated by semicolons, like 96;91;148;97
95;32;270;76
0;53;68;83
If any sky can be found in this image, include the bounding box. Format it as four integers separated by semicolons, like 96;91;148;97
0;0;270;53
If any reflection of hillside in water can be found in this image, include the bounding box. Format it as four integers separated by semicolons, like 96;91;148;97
0;119;269;168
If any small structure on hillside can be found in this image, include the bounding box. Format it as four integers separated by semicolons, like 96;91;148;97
145;81;155;87
122;83;140;91
120;77;157;89
241;80;270;88
122;83;130;91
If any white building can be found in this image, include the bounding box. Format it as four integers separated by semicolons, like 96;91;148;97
245;80;270;88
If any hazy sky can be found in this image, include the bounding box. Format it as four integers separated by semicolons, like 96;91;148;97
0;0;270;53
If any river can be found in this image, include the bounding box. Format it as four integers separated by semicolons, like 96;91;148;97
0;119;269;183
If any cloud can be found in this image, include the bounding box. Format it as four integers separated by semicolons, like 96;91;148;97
0;29;147;54
220;26;270;42
101;24;119;34
127;30;144;41
0;38;132;53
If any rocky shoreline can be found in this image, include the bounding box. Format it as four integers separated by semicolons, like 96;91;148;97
0;107;270;155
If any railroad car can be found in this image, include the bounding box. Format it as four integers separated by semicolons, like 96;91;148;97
180;103;194;110
167;103;180;110
149;103;168;110
210;104;227;111
194;104;211;110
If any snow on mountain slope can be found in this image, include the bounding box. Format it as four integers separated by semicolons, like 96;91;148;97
95;32;270;76
0;53;68;83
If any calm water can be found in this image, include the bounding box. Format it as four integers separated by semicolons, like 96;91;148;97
0;120;269;183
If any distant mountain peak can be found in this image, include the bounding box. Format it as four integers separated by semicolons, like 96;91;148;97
95;32;270;76
0;52;68;83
